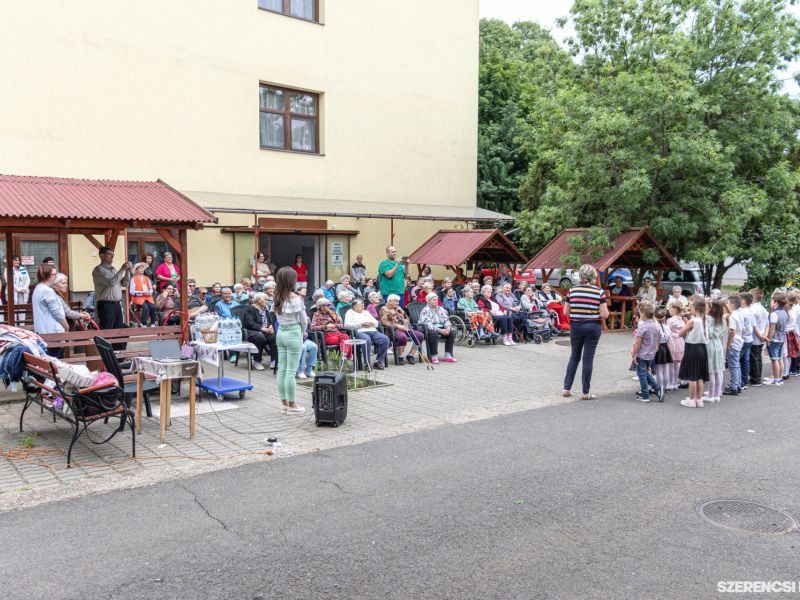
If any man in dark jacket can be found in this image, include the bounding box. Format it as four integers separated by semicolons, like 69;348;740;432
240;292;278;370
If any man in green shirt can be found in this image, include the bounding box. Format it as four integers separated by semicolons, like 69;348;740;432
378;246;407;306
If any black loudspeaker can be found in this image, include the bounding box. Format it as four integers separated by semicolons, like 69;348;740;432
312;371;348;427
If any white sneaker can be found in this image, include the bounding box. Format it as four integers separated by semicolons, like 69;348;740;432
307;370;316;378
296;372;307;379
286;406;305;414
680;398;696;408
253;362;265;371
503;338;512;346
509;338;517;345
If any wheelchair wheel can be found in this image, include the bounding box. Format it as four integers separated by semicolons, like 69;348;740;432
532;334;543;344
448;314;467;345
466;335;475;348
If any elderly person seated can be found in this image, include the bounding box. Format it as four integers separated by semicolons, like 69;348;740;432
418;292;457;364
240;277;253;293
155;284;182;325
344;298;390;370
608;275;632;311
53;273;91;328
296;332;318;380
477;285;515;345
410;277;425;301
263;281;276;311
322;280;336;302
442;287;458;315
366;291;383;320
362;277;377;297
129;262;158;326
516;281;529;296
636;276;657;303
233;283;250;304
457;286;495;339
240;291;278;371
665;285;689;313
311;297;352;360
439;277;458;300
336;291;353;313
416;281;438;303
311;288;326;304
214;287;239;318
336;275;362;300
496;282;523;330
538;283;570;331
520;287;544;312
379;293;423;364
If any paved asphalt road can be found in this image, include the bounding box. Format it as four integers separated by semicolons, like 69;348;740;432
2;382;799;600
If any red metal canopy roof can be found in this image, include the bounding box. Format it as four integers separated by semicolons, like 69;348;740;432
522;227;680;272
0;175;217;226
408;229;527;266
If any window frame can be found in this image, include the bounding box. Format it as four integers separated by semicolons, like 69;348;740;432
259;84;320;154
257;0;320;24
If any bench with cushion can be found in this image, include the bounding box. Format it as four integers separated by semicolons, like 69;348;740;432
40;325;182;364
20;353;135;467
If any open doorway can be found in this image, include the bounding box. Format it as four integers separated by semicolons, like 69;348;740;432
263;233;318;288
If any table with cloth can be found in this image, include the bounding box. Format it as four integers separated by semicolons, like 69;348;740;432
132;357;199;441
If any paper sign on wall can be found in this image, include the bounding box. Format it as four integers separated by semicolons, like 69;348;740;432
330;241;344;266
21;256;35;266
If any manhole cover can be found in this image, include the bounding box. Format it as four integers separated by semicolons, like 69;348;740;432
697;500;798;534
555;340;571;347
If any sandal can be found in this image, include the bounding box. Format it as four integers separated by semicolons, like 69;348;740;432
580;393;597;401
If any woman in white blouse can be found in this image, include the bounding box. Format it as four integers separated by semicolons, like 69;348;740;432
344;298;390;370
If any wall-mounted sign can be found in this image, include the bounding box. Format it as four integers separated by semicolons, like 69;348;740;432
21;256;35;266
330;241;344;266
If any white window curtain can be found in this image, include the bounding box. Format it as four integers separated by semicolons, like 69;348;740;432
291;117;315;151
258;0;283;11
260;113;285;149
290;0;314;20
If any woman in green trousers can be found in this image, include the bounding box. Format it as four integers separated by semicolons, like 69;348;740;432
273;267;309;414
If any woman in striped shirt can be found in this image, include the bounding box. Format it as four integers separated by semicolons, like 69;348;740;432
562;264;609;400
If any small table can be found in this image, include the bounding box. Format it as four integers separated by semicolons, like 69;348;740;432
133;357;199;442
338;338;373;388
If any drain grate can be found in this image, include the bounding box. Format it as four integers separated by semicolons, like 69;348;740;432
555;340;571;347
697;500;798;534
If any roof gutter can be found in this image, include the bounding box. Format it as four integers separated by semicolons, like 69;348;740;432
204;206;512;222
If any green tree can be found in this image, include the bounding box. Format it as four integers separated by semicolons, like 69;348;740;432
502;1;800;289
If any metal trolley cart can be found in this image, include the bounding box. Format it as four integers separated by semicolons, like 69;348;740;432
192;341;258;400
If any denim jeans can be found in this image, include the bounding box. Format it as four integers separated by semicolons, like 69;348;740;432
297;338;318;375
563;320;602;394
635;358;659;397
739;342;752;386
726;346;742;390
357;330;390;365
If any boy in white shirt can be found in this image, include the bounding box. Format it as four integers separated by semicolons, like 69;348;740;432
723;295;744;395
738;292;755;390
748;288;770;385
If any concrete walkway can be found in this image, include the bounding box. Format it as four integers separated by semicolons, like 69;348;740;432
0;332;638;510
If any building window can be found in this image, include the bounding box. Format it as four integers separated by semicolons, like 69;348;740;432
258;0;318;22
259;85;319;153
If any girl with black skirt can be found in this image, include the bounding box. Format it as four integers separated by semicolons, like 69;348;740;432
678;298;710;408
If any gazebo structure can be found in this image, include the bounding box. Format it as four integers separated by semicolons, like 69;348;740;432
408;229;527;281
0;175;217;326
522;227;680;287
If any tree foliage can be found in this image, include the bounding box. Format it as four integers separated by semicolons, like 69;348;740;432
479;1;800;290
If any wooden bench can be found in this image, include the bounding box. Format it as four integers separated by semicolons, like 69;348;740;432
20;353;135;467
40;325;182;364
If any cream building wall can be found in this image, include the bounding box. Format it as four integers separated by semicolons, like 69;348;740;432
0;0;480;289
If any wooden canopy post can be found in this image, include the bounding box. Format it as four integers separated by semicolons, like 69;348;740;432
5;234;14;325
58;228;69;280
178;229;189;342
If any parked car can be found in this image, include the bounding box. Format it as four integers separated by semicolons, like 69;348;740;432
643;268;706;297
533;268;580;289
478;265;537;286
